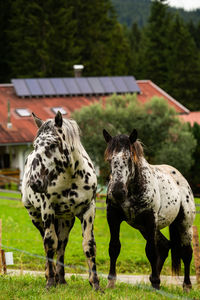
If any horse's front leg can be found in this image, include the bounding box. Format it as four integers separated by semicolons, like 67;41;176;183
42;207;58;289
107;204;123;288
55;217;75;284
139;211;160;290
81;201;99;290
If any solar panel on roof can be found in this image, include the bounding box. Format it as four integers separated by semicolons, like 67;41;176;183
123;76;140;93
25;79;43;96
50;78;68;95
99;77;116;94
63;78;81;95
12;76;140;97
11;79;30;97
75;78;93;94
38;79;55;96
87;77;104;94
110;77;129;93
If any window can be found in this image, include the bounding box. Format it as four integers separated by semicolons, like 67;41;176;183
51;107;67;115
15;108;31;117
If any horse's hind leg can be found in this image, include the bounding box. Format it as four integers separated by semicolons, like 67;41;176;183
157;231;170;275
179;226;193;291
55;217;75;284
181;243;193;291
80;200;99;290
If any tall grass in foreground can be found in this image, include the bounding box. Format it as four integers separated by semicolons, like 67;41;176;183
0;275;200;300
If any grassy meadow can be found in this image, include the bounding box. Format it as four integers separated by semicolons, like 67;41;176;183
0;191;200;277
1;275;200;300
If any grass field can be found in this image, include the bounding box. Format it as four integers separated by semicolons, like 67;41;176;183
1;275;200;300
0;192;200;277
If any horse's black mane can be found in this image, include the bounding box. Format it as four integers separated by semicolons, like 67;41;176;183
105;134;144;162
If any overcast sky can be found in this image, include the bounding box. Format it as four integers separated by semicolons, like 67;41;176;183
167;0;200;10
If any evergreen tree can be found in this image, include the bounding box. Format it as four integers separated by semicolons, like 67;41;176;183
69;0;131;76
187;20;200;50
138;0;172;84
128;22;142;78
0;0;12;82
166;15;200;110
188;122;200;193
8;0;77;78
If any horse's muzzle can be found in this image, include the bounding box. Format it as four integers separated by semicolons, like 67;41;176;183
111;182;127;202
30;178;48;193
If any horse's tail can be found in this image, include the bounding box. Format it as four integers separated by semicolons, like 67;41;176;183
169;222;181;275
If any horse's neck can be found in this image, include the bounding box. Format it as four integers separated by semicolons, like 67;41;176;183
129;157;151;194
70;143;90;169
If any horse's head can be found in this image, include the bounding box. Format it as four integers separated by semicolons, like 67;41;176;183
103;129;139;203
29;111;69;193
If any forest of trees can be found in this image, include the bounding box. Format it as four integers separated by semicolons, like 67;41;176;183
1;0;200;110
111;0;200;28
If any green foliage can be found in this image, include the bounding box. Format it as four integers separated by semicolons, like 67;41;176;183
166;15;200;110
188;122;200;193
73;94;196;183
138;0;172;84
0;0;12;82
6;0;131;79
7;0;77;78
111;0;200;28
135;1;200;110
1;275;200;300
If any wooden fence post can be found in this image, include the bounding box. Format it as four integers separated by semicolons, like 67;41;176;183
0;219;7;274
192;225;200;285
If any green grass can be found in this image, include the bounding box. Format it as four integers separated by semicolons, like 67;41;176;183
0;275;200;300
0;193;199;277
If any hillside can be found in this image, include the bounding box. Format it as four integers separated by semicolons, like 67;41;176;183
111;0;200;27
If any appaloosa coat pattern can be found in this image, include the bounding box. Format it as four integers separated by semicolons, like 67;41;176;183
103;129;196;291
22;111;99;290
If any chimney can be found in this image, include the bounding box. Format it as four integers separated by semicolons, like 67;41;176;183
7;99;12;129
73;64;84;77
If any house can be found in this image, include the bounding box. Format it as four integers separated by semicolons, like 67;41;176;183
0;76;191;183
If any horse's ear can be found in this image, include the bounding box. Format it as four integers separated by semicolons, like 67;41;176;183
103;129;112;143
129;129;137;144
32;112;44;128
55;111;63;128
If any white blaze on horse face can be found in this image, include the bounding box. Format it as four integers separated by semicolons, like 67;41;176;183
108;150;134;201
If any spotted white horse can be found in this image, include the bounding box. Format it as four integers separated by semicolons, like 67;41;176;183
22;111;99;289
103;128;196;291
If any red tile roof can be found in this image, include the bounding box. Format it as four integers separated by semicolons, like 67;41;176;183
179;112;200;126
137;80;189;114
0;80;190;145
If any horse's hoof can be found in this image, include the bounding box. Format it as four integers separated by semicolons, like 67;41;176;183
183;283;192;293
46;278;56;289
94;282;100;291
152;283;160;290
58;279;67;285
107;279;116;289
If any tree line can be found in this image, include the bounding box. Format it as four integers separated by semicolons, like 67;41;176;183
1;0;200;110
111;0;200;28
